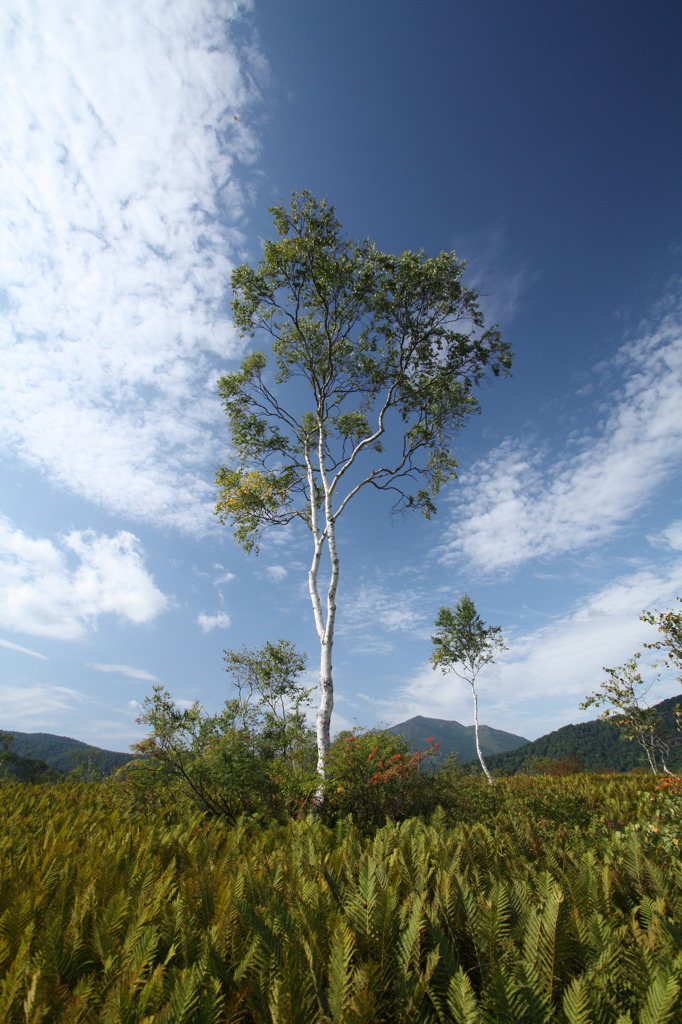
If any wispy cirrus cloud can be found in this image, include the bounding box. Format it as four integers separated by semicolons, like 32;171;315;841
0;0;265;533
0;517;167;639
90;663;160;681
213;566;236;585
456;222;529;326
339;581;428;655
440;290;682;573
0;638;48;659
265;565;288;583
648;520;682;552
0;684;85;726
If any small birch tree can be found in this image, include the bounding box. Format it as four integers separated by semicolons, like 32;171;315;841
580;656;675;774
215;191;511;783
580;598;682;777
430;596;506;785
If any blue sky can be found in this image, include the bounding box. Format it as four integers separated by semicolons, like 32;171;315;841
1;0;681;752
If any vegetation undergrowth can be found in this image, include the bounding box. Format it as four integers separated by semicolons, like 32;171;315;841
1;774;680;1022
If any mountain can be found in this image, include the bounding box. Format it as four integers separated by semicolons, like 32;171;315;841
2;731;132;776
386;715;529;764
480;695;682;774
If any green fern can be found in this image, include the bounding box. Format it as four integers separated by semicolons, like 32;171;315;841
639;969;681;1024
447;967;483;1024
560;976;594;1024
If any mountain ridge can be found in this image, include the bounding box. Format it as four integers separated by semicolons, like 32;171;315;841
385;714;529;765
5;693;681;777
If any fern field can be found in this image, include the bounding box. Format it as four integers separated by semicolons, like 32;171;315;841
1;776;680;1023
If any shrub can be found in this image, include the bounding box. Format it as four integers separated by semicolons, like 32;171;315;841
322;728;440;830
129;640;318;823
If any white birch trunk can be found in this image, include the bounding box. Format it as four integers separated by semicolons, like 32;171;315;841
471;681;494;786
304;421;341;795
638;732;658;775
316;512;339;777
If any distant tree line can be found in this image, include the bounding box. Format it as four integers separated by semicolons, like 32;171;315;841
481;700;682;776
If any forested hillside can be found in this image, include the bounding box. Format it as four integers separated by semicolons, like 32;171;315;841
2;731;131;776
480;695;682;774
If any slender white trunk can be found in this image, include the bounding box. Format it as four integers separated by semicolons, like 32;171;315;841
317;639;334;775
316;512;339;776
307;540;329;804
638;733;658;775
305;421;341;792
307;536;325;645
471;681;494;786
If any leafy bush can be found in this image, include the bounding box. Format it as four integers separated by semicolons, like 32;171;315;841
616;776;682;853
127;640;318;822
322;728;441;830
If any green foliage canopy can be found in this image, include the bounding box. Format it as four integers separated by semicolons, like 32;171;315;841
431;595;506;679
215;190;512;549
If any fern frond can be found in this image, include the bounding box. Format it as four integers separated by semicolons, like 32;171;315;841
347;961;382;1024
639;969;681;1024
397;895;427;973
447;967;483;1024
561;976;594;1024
326;919;357;1022
158;965;202;1024
521;887;563;1006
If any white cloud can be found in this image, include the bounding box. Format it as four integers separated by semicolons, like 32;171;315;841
0;684;85;726
260;523;297;549
197;611;231;632
214;570;236;585
265;565;288;582
87;718;144;748
440;292;682;573
649;520;682;552
0;517;167;639
0;0;265;533
90;663;159;681
374;560;682;740
0;638;48;659
338;582;428;655
344;582;426;633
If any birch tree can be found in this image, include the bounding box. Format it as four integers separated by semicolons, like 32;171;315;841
580;598;682;777
215;191;511;783
430;596;506;785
